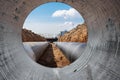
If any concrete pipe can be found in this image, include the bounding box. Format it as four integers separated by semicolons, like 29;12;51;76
23;42;49;61
54;42;87;62
0;0;120;80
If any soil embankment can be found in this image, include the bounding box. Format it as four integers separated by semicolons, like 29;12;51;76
22;29;46;42
59;24;88;42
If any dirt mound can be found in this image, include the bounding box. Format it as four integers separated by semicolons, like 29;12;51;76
22;29;46;42
58;24;88;42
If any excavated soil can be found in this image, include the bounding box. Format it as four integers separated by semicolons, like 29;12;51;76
37;43;70;68
22;29;46;42
59;24;88;42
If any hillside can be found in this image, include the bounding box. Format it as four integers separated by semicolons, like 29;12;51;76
22;29;46;42
58;24;88;42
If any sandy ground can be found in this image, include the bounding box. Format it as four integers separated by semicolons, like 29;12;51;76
37;43;70;68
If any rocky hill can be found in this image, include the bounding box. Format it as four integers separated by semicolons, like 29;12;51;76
58;24;88;42
22;29;46;42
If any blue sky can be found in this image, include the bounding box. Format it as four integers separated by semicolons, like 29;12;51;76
23;2;84;37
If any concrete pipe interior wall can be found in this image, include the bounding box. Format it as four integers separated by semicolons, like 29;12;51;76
0;0;120;80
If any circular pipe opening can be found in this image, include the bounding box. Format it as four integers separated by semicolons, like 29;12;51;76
0;0;120;80
22;2;88;68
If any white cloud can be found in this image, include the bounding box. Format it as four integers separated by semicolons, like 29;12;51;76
52;8;81;19
63;21;74;27
59;21;75;30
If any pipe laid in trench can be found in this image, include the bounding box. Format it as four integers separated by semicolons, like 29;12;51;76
23;42;49;61
0;0;120;80
54;42;87;62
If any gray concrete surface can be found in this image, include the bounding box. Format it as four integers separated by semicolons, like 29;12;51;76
23;42;49;61
0;0;120;80
54;42;87;62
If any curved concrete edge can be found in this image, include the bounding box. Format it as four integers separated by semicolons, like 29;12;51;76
54;42;87;62
23;43;36;60
23;42;49;61
0;0;120;80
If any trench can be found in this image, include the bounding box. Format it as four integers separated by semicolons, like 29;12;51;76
36;43;71;68
0;0;120;80
23;42;86;68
